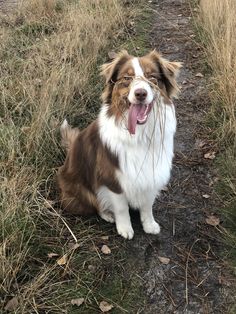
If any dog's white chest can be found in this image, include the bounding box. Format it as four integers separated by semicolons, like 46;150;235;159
99;103;176;208
117;106;176;207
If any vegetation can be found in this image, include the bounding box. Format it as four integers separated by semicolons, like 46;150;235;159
0;0;146;312
198;0;236;261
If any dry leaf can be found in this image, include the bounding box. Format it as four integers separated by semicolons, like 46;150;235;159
202;194;210;199
204;151;216;160
206;215;220;226
195;72;204;78
21;126;31;134
47;252;59;258
161;186;168;192
195;139;206;149
158;256;170;265
101;235;109;241
71;298;84;307
108;51;117;59
88;264;96;272
101;245;111;255
57;254;67;265
99;301;114;312
5;296;18;311
71;243;80;250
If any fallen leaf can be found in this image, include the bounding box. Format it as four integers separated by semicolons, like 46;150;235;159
99;301;114;312
71;243;80;250
158;256;170;265
101;245;111;255
101;235;109;241
195;72;204;78
49;117;60;129
206;215;220;226
57;254;67;265
202;194;210;199
195;139;206;149
21;126;31;134
209;176;219;187
71;298;84;307
108;51;117;59
47;252;59;258
161;186;168;192
88;264;96;272
5;296;18;311
204;151;216;160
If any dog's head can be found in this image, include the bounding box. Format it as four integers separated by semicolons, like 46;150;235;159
101;50;181;134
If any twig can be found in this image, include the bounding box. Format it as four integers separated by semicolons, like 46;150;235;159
185;238;200;305
38;192;78;243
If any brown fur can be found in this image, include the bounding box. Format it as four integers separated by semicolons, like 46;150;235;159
101;50;181;116
57;121;121;215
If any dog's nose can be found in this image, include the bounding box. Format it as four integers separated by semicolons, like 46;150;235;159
134;88;147;102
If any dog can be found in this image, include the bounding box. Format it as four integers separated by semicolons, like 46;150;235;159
57;50;181;239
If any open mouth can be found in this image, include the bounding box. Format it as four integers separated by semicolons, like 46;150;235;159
128;102;153;134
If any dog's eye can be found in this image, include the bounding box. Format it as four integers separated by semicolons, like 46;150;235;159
148;76;158;85
123;76;133;81
116;76;133;87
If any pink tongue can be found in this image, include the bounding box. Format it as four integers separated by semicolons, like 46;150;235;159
128;104;147;134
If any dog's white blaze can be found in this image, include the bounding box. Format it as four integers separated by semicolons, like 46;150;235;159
132;57;144;77
128;58;154;105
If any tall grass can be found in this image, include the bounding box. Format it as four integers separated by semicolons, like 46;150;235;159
0;0;129;312
199;0;236;144
199;0;236;256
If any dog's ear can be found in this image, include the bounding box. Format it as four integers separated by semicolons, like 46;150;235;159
148;50;182;98
100;50;131;84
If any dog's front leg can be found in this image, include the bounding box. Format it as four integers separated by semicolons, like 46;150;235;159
109;191;134;240
139;196;160;235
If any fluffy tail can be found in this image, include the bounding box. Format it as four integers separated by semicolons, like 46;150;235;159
60;119;79;151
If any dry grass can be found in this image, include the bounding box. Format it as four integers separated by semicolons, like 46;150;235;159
199;0;236;144
0;0;133;312
199;0;236;266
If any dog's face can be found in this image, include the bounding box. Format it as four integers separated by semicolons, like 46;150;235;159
101;50;181;134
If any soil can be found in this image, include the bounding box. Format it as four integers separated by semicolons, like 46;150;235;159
122;0;233;313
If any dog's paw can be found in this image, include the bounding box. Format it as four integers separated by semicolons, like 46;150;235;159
143;220;160;235
116;224;134;240
99;210;115;223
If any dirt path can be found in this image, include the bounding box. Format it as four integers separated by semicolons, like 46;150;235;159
123;0;232;313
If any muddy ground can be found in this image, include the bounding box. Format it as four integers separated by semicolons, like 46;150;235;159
122;0;233;313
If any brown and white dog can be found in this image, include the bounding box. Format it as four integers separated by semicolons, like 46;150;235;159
57;50;181;239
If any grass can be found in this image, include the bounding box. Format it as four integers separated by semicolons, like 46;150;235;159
0;0;149;312
197;0;236;272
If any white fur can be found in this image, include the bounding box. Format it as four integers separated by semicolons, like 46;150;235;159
97;57;177;239
128;58;154;105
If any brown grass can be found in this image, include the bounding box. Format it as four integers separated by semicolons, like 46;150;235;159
199;0;236;144
198;0;236;270
0;0;131;312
